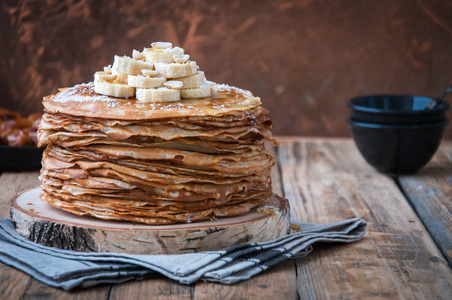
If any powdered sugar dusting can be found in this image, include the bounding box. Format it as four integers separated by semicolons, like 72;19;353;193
163;46;183;53
211;82;233;90
158;103;199;111
212;103;226;109
48;81;257;119
209;81;255;100
52;82;121;107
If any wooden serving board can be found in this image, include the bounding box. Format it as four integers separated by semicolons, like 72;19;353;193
10;188;290;255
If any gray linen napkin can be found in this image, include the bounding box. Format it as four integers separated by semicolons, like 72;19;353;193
0;217;366;290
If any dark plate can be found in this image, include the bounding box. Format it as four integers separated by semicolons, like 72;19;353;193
0;146;44;171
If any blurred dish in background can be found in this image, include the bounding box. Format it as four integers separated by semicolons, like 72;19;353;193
0;108;43;171
0;108;41;147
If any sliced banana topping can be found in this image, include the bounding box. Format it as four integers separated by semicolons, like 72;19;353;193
128;75;166;89
94;71;117;82
141;69;158;77
136;87;180;103
144;47;184;64
163;80;183;90
173;54;190;63
111;69;128;83
132;49;145;61
104;65;112;74
155;61;197;78
178;71;207;89
93;42;211;101
180;85;211;99
94;81;135;98
112;55;154;75
151;42;173;49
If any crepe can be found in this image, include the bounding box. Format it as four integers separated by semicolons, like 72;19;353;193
42;83;262;121
38;82;275;224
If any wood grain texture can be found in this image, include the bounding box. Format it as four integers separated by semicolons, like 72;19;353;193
398;141;452;267
0;172;111;299
193;260;297;300
1;0;452;138
0;173;39;300
0;172;40;219
267;141;284;197
19;279;110;300
109;278;193;300
276;138;452;299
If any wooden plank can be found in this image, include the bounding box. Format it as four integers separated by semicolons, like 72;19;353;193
0;172;110;300
0;172;40;219
19;279;110;300
193;260;297;300
267;142;284;197
277;138;452;299
398;140;452;266
0;172;40;300
109;278;193;300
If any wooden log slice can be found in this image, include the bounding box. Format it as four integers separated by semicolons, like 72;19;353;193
10;188;290;254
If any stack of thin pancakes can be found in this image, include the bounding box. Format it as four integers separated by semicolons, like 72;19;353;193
38;83;275;224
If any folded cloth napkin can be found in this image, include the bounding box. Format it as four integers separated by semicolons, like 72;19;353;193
0;217;366;290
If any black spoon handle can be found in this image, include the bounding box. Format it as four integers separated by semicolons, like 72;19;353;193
438;86;452;102
427;85;452;110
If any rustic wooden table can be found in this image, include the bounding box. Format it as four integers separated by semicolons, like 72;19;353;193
1;137;451;299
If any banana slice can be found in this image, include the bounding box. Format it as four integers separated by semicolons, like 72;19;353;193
112;55;154;75
180;85;211;99
94;81;135;98
173;54;189;63
154;61;197;79
144;47;184;64
132;49;145;60
94;71;117;82
151;42;173;49
136;87;180;103
142;69;158;77
178;71;206;89
128;75;166;88
163;80;183;90
112;69;129;83
104;65;112;74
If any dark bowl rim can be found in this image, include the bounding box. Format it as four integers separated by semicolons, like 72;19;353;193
347;119;449;129
347;94;450;115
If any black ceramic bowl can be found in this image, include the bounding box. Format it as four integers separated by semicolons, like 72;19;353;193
348;95;450;124
348;119;449;174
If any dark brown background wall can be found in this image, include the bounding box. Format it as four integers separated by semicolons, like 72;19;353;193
1;0;452;137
